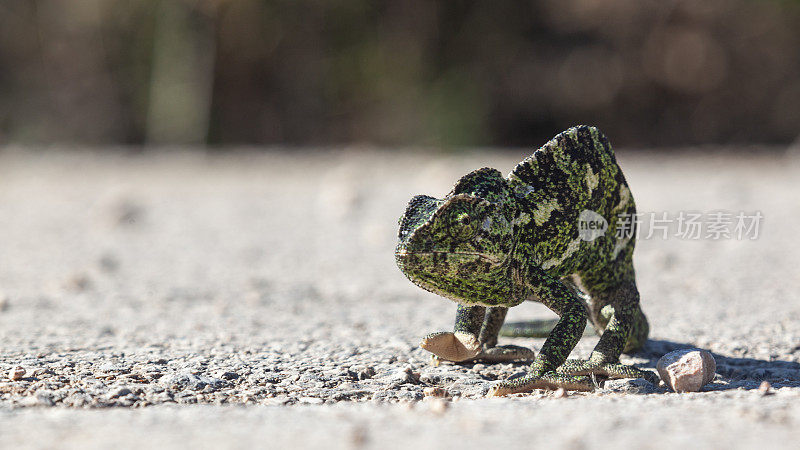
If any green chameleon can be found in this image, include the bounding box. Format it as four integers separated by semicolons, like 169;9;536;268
395;125;657;396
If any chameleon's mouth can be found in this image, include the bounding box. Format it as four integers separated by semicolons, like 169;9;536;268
395;250;502;265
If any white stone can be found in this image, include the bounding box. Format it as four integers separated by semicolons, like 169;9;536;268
8;366;25;381
656;349;716;393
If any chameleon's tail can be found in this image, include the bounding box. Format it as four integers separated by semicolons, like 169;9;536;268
499;319;596;338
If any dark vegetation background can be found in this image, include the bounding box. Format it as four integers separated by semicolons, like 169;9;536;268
1;0;799;148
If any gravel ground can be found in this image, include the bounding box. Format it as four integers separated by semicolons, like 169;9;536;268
0;147;799;448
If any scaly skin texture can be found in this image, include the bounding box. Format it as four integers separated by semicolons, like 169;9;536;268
395;125;656;396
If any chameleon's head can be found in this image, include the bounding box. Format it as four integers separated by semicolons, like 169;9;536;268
395;168;517;301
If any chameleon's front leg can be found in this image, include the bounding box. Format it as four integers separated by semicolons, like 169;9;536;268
420;304;484;362
421;306;536;363
478;306;507;348
476;307;536;362
489;274;594;396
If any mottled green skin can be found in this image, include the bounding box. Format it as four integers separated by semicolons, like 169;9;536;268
395;125;655;395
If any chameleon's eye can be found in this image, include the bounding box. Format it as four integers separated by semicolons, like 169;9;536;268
450;212;477;241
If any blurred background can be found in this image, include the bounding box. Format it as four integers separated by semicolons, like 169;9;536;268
1;0;799;148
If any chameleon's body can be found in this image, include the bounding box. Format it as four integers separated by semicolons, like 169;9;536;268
395;125;655;396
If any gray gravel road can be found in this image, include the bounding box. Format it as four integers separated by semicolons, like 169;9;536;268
0;148;799;448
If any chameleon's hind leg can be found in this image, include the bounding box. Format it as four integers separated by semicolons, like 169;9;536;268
554;276;656;384
476;307;536;362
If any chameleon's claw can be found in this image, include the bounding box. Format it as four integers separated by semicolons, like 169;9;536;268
555;359;659;384
488;372;595;397
641;370;660;386
420;331;481;362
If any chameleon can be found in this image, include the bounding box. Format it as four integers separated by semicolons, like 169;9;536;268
394;125;657;396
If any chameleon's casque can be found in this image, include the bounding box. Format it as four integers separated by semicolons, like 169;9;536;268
395;125;655;396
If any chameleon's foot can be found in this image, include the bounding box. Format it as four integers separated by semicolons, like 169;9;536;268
420;331;481;362
488;372;594;397
476;345;535;363
555;359;659;385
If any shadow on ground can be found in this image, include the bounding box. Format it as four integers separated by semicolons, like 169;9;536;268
452;338;800;392
637;339;800;390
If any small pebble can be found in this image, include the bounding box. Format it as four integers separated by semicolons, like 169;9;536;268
423;387;448;398
388;366;419;385
8;366;25;381
218;371;240;381
657;348;716;393
758;380;772;396
356;366;375;380
110;386;133;398
553;388;567;398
